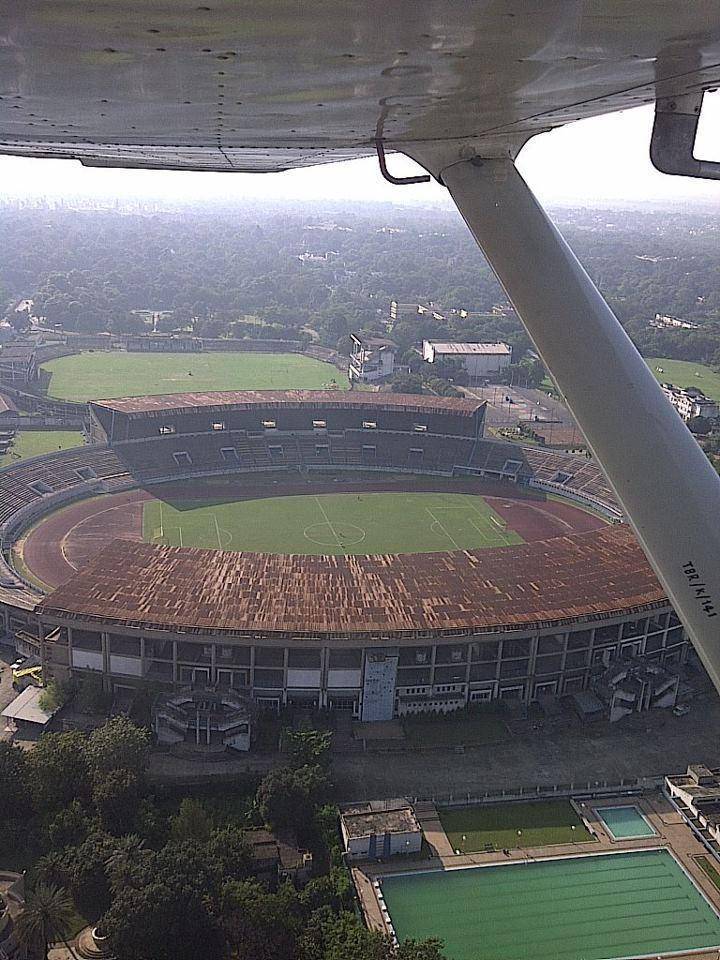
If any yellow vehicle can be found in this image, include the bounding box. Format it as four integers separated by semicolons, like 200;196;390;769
11;656;43;692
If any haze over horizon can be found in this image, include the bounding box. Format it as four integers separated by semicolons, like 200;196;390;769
0;100;719;211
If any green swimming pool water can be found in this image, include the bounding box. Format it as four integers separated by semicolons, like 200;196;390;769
380;849;720;960
595;805;656;840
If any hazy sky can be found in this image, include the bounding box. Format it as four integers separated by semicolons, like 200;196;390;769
1;98;719;209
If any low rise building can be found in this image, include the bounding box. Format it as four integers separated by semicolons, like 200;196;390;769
666;764;720;849
661;383;718;422
592;656;680;723
152;687;253;750
348;335;396;382
340;798;422;860
422;341;511;384
245;829;313;885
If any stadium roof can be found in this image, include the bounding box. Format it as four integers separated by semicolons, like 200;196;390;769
91;390;483;418
38;526;666;637
425;342;512;356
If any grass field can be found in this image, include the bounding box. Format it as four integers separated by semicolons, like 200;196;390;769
41;351;347;401
142;491;523;555
402;715;508;749
0;430;85;469
439;800;589;852
380;850;720;960
646;356;720;401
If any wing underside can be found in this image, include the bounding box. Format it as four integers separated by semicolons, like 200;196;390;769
1;1;720;171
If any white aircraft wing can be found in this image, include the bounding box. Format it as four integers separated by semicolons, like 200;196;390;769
0;1;719;169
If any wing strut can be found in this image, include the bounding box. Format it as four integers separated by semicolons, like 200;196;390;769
425;156;720;683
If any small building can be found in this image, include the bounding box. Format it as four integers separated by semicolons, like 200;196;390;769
340;798;423;860
245;829;313;885
0;872;26;960
1;684;57;737
666;764;720;848
661;383;718;422
348;335;396;383
650;313;699;330
422;341;512;384
0;344;38;384
153;687;253;751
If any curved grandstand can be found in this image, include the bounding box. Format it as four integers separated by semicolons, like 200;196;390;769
0;391;687;720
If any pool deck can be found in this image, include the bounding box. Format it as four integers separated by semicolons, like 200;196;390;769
353;791;720;958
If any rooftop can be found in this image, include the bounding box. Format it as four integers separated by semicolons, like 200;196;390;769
1;685;56;725
37;525;667;636
91;390;483;418
340;798;421;839
425;341;512;356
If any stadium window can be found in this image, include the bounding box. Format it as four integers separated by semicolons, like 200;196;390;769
158;423;176;435
262;419;277;430
212;421;226;431
268;445;284;458
315;444;329;456
362;420;377;430
173;451;192;466
220;447;239;462
413;423;428;432
312;419;327;430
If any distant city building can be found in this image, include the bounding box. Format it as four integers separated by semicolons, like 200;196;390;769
422;341;512;384
340;798;423;860
650;314;699;330
349;334;396;382
390;301;446;323
661;383;718;422
0;344;38;384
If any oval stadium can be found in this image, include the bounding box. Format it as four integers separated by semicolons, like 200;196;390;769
0;390;686;721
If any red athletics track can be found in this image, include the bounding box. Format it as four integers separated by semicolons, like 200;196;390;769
19;477;607;591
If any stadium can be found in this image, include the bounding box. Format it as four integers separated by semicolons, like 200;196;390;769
0;390;686;721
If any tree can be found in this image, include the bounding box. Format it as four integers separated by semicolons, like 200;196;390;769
256;764;332;837
44;800;96;850
28;730;90;813
391;372;424;395
284;728;333;768
93;767;143;835
170;798;212;842
37;677;74;714
85;717;150;780
101;882;223;960
688;415;713;435
220;879;301;960
13;883;75;960
0;741;32;821
105;835;152;896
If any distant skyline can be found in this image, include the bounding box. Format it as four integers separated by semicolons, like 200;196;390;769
0;100;719;209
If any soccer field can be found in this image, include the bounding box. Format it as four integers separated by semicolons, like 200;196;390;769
439;800;590;852
41;351;347;401
0;430;85;469
380;850;720;960
646;356;720;401
142;491;523;555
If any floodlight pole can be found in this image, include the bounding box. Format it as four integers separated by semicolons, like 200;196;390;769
407;152;720;687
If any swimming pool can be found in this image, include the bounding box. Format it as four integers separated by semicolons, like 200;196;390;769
595;804;656;840
379;849;720;960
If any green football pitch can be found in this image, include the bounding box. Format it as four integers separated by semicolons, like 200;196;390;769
380;850;720;960
439;800;590;852
141;491;523;555
41;351;347;401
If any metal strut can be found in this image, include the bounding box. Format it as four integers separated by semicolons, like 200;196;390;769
433;156;720;688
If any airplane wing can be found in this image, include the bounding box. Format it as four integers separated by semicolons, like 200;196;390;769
0;1;719;170
2;2;720;684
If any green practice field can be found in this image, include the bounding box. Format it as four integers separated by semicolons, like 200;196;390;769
646;357;720;401
380;850;720;960
41;351;347;401
439;800;589;852
142;491;523;555
0;430;85;469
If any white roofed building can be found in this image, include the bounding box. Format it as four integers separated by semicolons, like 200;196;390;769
422;341;512;384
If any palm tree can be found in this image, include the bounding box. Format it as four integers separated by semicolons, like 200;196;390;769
14;883;75;960
105;834;150;896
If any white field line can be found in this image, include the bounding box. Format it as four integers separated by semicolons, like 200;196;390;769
213;513;222;549
313;496;345;550
425;507;462;551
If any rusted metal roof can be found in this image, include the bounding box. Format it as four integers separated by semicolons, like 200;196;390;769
91;390;483;418
38;526;667;637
